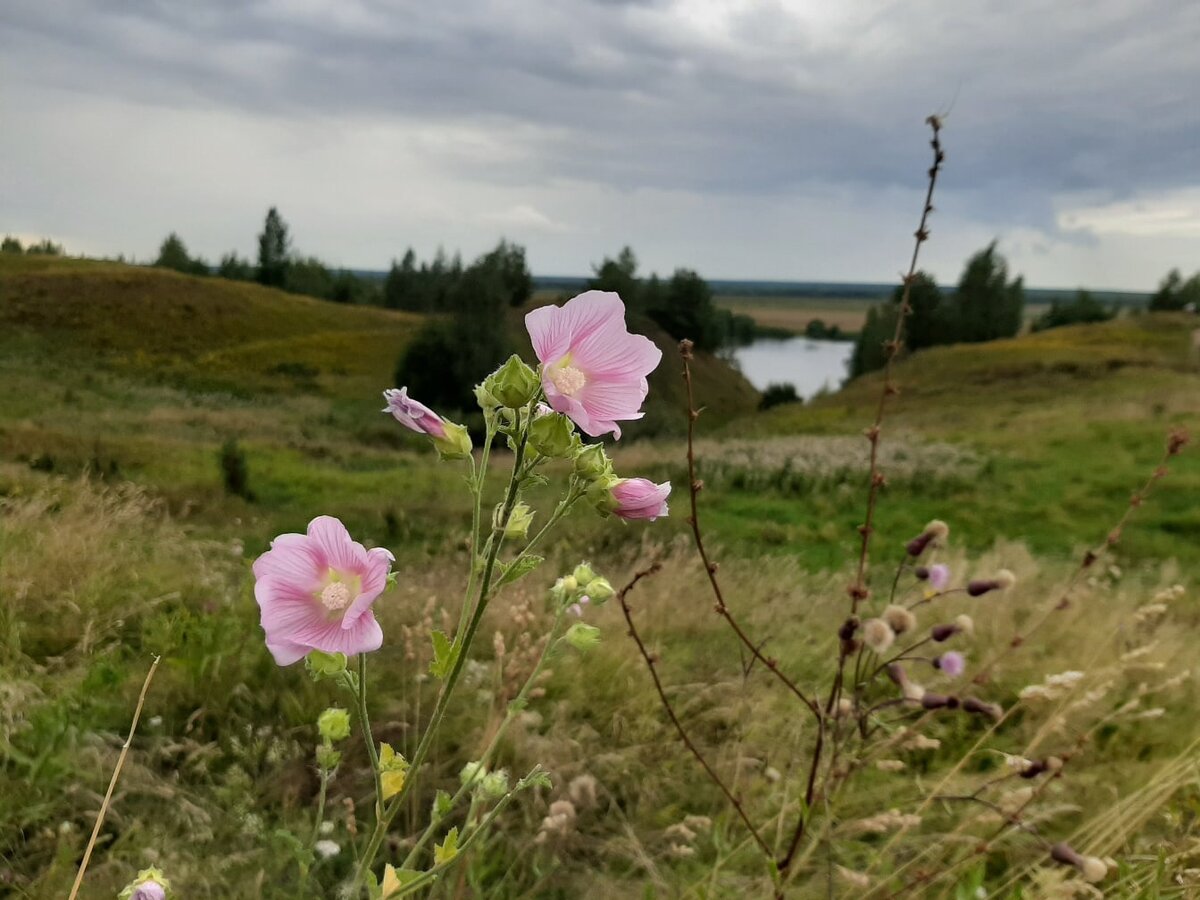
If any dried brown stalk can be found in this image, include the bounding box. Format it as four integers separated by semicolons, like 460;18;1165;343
615;563;775;860
68;654;161;900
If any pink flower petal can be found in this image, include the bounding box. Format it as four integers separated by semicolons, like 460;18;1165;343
612;478;671;521
525;291;625;364
253;516;393;665
344;546;394;627
307;515;368;574
252;532;323;589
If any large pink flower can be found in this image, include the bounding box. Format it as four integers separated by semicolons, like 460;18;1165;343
525;291;661;439
612;478;671;521
252;516;393;665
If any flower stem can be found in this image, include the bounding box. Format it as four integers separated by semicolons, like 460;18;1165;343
350;409;533;892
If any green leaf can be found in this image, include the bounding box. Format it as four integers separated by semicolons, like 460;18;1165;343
496;555;543;588
429;631;455;679
434;826;460;866
518;767;552;791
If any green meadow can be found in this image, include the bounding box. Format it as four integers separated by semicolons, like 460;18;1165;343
2;255;1199;897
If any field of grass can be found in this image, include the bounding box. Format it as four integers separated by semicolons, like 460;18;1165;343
2;258;1199;897
714;294;872;335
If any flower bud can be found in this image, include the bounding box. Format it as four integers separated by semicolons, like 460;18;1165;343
316;744;342;770
920;692;957;710
500;502;535;540
432;420;473;461
573;563;597;586
584;577;614;603
1050;842;1108;883
585;474;621;516
460;760;486;787
306;650;349;679
968;569;1016;597
574;444;613;480
931;622;959;642
564;622;601;651
480;769;510;800
485;355;541;409
962;696;1003;721
474;381;501;411
317;707;352;742
119;868;170;900
906;520;949;557
529;411;580;459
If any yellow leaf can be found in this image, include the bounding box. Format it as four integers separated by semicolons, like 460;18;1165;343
381;768;406;801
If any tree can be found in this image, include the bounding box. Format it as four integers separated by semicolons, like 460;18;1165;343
25;239;62;256
588;246;641;306
480;239;534;307
1031;290;1117;332
394;260;514;415
257;207;291;288
902;272;945;351
947;242;1024;343
1;236;22;254
155;232;208;276
1150;268;1200;311
285;256;334;300
849;303;898;378
384;249;419;310
217;252;255;281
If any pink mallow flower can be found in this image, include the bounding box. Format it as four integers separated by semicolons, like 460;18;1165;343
612;478;671;521
525;291;662;439
935;651;965;678
253;516;394;666
928;563;951;592
382;387;447;439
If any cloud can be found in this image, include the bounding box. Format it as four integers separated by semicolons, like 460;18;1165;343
2;0;1198;288
1058;188;1200;239
478;205;572;234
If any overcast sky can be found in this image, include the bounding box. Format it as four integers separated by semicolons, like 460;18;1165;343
3;0;1198;290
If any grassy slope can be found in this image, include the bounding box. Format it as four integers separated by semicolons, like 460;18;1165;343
0;256;757;553
707;314;1200;566
3;258;1200;896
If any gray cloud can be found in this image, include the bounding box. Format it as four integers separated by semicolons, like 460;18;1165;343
2;0;1198;287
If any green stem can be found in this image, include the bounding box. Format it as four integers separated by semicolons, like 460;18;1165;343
301;766;331;893
400;605;569;870
353;655;384;821
350;410;532;893
392;772;541;898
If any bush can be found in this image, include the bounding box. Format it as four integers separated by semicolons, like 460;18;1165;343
759;382;801;409
1032;289;1117;331
218;438;253;500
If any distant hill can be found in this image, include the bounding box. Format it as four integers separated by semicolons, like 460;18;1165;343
532;275;1152;308
0;255;757;436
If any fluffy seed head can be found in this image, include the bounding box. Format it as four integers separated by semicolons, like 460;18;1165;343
863;618;896;654
883;604;917;635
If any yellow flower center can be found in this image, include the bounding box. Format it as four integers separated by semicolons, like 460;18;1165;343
320;581;351;611
549;364;586;397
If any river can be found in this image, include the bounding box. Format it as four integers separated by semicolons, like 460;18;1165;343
730;337;854;400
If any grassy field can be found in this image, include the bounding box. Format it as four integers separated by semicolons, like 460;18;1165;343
2;258;1199;897
714;294;872;335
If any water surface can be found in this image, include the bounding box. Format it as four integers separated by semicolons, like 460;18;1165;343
731;337;853;400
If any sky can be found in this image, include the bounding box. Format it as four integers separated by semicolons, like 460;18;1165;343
2;0;1198;290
